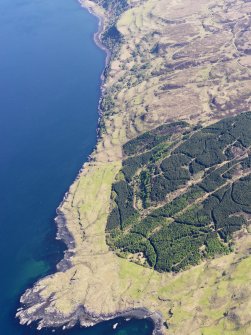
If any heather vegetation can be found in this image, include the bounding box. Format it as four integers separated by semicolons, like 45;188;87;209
19;0;251;332
106;112;251;272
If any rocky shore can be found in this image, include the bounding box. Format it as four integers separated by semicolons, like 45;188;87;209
17;1;251;334
16;1;165;334
18;297;164;334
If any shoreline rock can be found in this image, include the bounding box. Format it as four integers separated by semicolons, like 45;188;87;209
16;1;165;334
16;1;251;334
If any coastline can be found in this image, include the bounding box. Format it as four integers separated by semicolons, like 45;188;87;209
54;0;110;274
78;0;111;67
53;0;110;274
78;0;111;147
17;1;165;334
16;1;251;334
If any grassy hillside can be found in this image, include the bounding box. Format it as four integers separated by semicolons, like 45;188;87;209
18;1;251;334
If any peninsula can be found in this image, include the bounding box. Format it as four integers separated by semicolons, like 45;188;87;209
17;0;251;334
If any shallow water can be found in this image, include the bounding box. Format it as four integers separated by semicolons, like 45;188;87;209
0;0;153;334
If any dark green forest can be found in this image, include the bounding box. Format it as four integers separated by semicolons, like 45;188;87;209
91;0;128;50
106;112;251;272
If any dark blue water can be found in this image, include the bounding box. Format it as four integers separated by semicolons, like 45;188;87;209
0;0;153;334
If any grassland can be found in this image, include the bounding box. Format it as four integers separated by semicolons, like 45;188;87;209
17;0;251;334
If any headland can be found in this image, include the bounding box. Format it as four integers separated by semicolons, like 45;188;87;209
17;1;251;334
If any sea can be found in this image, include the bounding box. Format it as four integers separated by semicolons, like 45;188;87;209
0;0;154;334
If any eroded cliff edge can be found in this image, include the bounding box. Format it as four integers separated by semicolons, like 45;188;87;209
17;0;251;334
